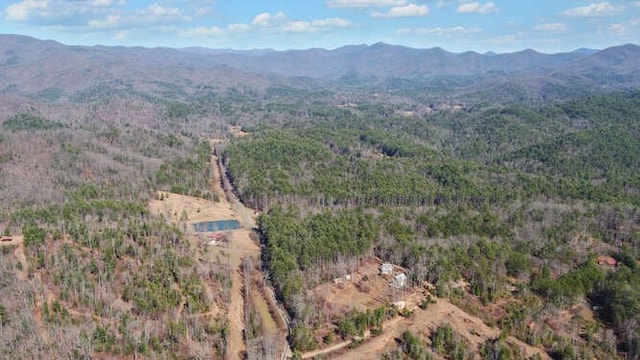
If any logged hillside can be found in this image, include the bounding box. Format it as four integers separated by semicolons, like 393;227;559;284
0;101;234;358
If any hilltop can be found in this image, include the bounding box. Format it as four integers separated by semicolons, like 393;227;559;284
1;35;640;104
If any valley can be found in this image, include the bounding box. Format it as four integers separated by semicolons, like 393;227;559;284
1;34;639;359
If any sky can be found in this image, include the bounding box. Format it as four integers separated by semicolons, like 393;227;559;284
0;0;639;53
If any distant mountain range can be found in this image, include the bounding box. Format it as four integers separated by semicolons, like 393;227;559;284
1;34;639;102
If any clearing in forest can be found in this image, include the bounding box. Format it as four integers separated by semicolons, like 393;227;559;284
149;151;287;359
304;257;550;359
327;296;550;360
149;191;235;228
309;258;412;317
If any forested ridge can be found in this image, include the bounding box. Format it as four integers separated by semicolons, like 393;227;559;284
223;90;640;358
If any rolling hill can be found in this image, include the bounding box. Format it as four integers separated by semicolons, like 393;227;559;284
2;33;640;359
1;34;639;103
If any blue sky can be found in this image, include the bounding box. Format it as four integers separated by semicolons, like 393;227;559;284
1;0;639;52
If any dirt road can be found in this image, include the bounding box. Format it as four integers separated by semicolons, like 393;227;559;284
150;150;290;359
210;153;289;359
210;153;259;359
331;299;550;360
224;229;261;359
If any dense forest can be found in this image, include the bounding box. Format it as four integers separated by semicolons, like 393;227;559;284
223;90;640;358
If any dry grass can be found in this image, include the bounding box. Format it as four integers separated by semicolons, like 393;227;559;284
309;258;404;315
149;191;235;229
305;257;550;359
331;297;550;360
251;291;278;335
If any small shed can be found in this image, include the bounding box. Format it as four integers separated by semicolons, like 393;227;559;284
207;232;227;246
391;273;407;289
380;263;394;275
392;301;406;310
597;255;618;267
210;233;225;241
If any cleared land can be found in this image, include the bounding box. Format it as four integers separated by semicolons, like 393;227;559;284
303;258;550;359
149;191;235;227
309;258;409;316
149;152;287;359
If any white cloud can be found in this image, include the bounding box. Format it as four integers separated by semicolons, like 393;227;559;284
436;0;454;7
457;1;499;14
371;3;429;18
113;29;129;41
326;0;407;8
311;17;351;28
5;0;49;21
90;0;126;7
3;0;193;31
282;21;311;32
183;0;215;4
251;12;351;33
179;13;351;38
487;34;517;45
227;23;251;32
181;26;224;37
5;0;128;22
88;4;191;29
194;7;213;16
88;15;121;28
396;25;481;36
534;22;568;32
179;22;254;38
81;3;188;28
145;3;190;21
252;12;287;27
279;17;351;33
563;2;623;17
607;23;625;33
601;17;640;35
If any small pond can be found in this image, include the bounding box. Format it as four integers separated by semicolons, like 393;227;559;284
193;219;240;232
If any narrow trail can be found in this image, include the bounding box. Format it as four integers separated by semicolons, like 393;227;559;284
302;315;404;359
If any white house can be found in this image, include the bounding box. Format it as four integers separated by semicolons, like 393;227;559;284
391;273;407;289
380;263;394;275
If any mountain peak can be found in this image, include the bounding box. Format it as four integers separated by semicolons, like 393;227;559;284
0;34;638;86
572;47;598;55
370;41;389;48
